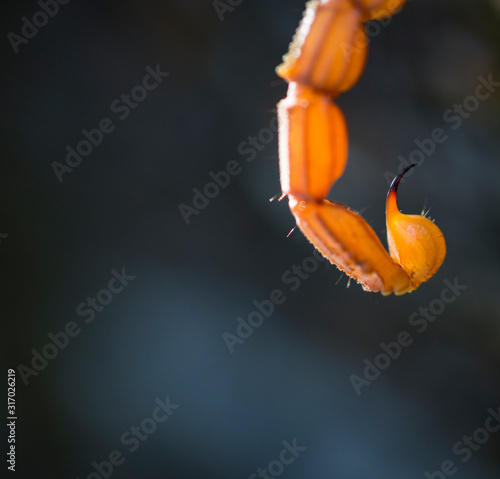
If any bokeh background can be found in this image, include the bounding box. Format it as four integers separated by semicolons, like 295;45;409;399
2;0;500;477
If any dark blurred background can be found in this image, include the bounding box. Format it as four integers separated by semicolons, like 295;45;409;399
1;0;500;477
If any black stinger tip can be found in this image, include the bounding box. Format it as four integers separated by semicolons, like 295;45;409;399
388;163;417;198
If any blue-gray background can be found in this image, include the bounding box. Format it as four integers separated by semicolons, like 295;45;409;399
1;0;500;478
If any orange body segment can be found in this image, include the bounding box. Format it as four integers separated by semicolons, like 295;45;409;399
276;0;368;96
290;197;412;294
278;83;348;200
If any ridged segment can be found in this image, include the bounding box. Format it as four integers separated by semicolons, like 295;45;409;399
278;83;348;200
290;196;412;295
276;0;367;96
